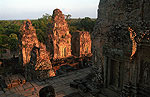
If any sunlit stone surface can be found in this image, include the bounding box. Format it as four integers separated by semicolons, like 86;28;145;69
50;9;72;60
20;20;55;80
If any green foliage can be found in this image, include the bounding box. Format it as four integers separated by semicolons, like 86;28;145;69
0;34;9;46
80;17;96;32
69;17;96;33
0;21;20;37
32;13;53;44
0;33;18;54
9;33;18;40
65;14;72;20
69;26;77;33
5;24;20;36
8;33;19;52
36;29;46;43
0;25;5;34
8;38;19;52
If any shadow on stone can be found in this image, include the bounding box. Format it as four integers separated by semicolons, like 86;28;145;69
39;85;55;97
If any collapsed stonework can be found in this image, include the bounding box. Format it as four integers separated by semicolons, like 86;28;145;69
50;9;72;60
71;31;92;57
28;43;55;79
20;20;55;80
92;0;150;97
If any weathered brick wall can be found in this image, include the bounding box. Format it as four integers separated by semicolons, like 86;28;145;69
71;31;91;57
79;31;91;57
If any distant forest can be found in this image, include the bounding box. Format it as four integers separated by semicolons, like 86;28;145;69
0;13;96;55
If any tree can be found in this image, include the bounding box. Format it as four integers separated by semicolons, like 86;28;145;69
0;35;9;57
80;17;95;32
65;14;71;20
42;13;52;20
36;29;46;43
5;24;20;37
32;13;53;44
8;33;19;56
69;26;77;33
0;25;5;34
0;34;9;46
9;33;18;40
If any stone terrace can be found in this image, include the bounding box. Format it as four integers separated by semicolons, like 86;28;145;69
0;67;91;97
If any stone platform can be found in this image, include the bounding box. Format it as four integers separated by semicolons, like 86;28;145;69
0;67;91;97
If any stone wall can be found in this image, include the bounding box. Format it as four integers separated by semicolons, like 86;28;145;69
92;0;150;69
71;31;91;57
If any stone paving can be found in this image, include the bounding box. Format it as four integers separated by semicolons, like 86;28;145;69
0;67;91;97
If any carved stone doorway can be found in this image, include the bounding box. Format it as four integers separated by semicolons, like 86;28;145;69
109;59;122;90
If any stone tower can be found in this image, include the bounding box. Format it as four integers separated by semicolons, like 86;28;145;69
20;19;39;66
51;9;72;60
20;20;55;80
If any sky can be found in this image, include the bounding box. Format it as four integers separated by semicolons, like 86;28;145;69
0;0;99;20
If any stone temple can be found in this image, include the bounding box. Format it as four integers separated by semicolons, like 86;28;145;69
0;1;150;97
20;20;55;81
91;0;150;97
20;20;39;66
18;9;92;82
50;9;72;60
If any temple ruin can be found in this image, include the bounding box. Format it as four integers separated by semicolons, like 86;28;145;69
1;1;149;96
91;0;150;97
50;9;72;60
18;9;92;82
71;31;91;57
20;20;55;80
20;20;39;66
